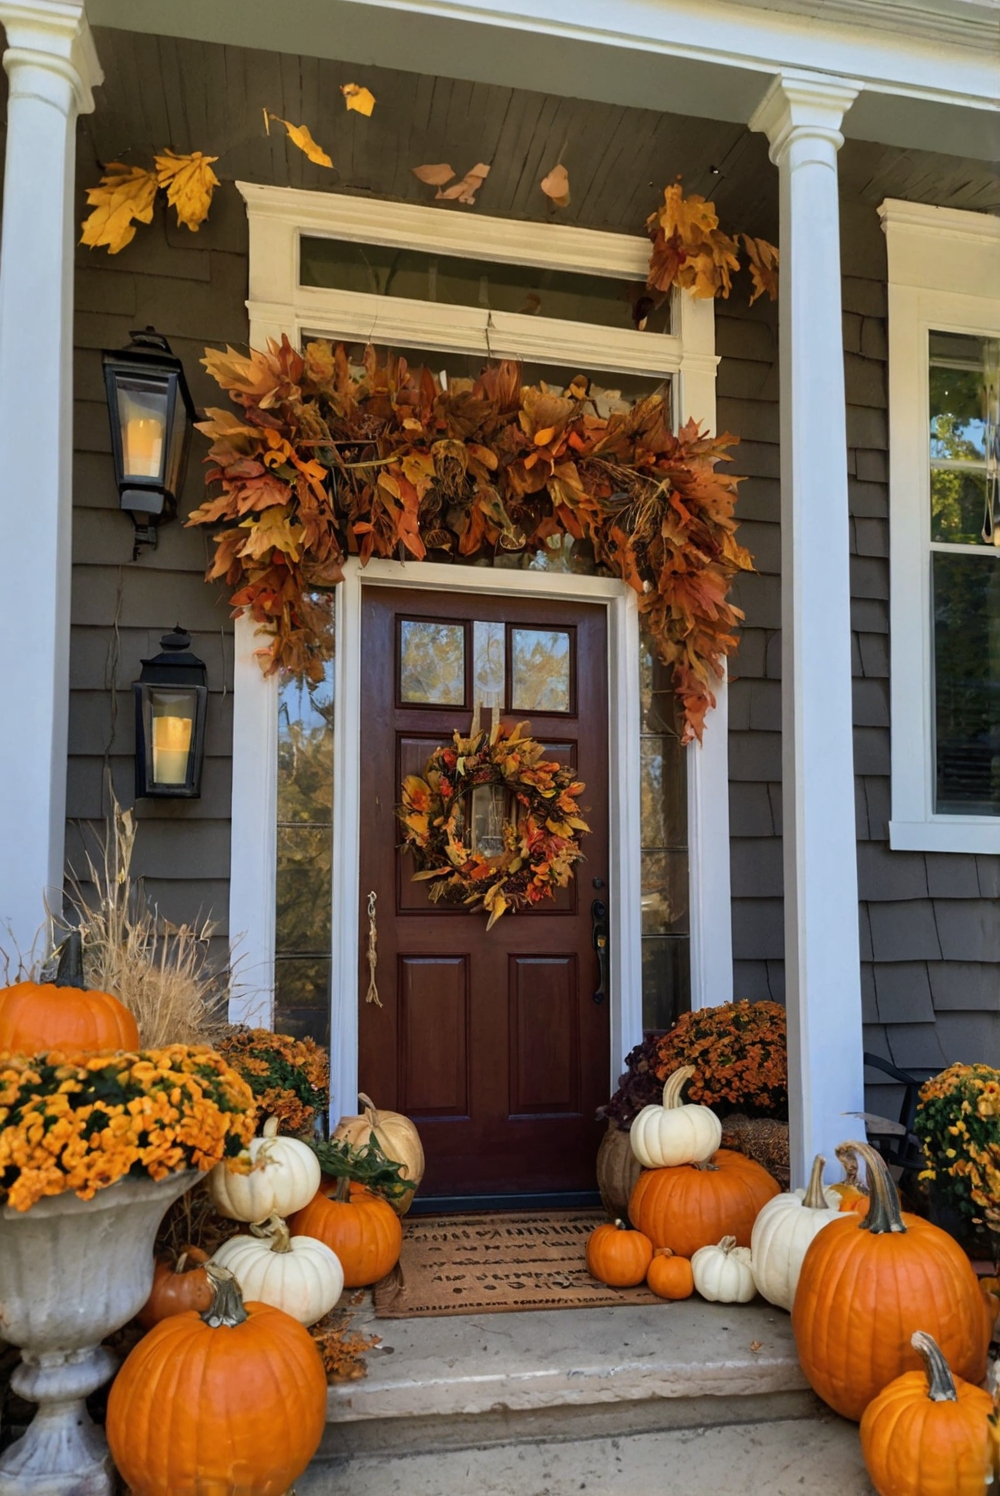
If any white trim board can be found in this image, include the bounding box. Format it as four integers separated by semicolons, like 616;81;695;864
880;198;1000;855
228;184;733;1068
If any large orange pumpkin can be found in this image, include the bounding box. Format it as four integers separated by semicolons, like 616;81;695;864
793;1141;991;1423
860;1330;993;1496
0;931;139;1056
107;1265;326;1496
288;1179;401;1287
586;1219;652;1287
137;1246;213;1330
629;1149;780;1258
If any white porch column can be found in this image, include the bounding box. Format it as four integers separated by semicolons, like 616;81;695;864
750;71;866;1187
0;2;101;958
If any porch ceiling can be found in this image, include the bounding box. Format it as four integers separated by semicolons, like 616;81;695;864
87;0;1000;163
79;29;1000;239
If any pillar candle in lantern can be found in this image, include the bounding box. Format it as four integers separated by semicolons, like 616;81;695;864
152;714;192;785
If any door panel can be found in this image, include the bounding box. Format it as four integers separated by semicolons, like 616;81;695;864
358;584;609;1202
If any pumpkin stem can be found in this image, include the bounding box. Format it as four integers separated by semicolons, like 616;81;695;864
912;1331;959;1402
717;1235;738;1254
262;1117;279;1139
358;1091;381;1126
261;1213;292;1253
840;1141;906;1235
175;1251;189;1275
694;1159;719;1172
53;930;86;989
335;1174;351;1203
834;1143;865;1192
653;1247;674;1258
201;1264;249;1328
661;1065;697;1111
802;1154;828;1210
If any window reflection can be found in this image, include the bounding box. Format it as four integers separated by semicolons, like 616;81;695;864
639;637;689;1032
400;620;466;705
510;627;572;712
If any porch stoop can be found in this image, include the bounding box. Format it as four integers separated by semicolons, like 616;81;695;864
299;1300;874;1494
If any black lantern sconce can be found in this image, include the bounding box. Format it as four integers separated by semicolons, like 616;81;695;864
103;328;196;558
134;629;208;799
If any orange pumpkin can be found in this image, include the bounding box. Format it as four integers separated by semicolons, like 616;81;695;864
288;1180;401;1287
586;1219;652;1287
629;1149;780;1259
647;1248;694;1300
829;1141;869;1212
860;1330;993;1496
138;1246;213;1330
793;1141;991;1423
107;1265;326;1496
0;931;139;1056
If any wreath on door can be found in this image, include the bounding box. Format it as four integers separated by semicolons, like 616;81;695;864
398;720;589;927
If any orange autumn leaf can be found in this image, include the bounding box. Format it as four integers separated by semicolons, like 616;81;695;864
742;234;780;304
435;163;490;206
540;163;570;208
154;150;219;232
265;111;333;168
411;162;456;186
645;180;748;303
341;83;376;116
80;162;158;254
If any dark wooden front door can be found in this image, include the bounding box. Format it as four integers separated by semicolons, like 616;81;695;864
358;585;610;1204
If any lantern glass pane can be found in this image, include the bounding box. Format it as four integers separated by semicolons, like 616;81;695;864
149;687;197;786
117;376;169;482
165;376;189;498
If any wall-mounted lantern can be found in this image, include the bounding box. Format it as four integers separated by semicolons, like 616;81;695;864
103;328;195;557
134;628;207;799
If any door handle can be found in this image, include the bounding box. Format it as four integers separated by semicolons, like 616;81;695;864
591;898;609;1006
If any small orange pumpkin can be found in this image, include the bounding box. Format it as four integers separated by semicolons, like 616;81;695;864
0;932;139;1056
107;1265;327;1496
586;1219;652;1287
629;1149;780;1258
793;1142;991;1423
138;1246;213;1330
860;1330;993;1496
829;1141;869;1212
647;1247;694;1300
288;1179;401;1287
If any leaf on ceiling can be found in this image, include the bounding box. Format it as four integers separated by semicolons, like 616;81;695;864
742;235;780;304
540;163;570;208
341;83;376;117
265;112;334;168
80;163;158;254
412;162;456;186
645;181;740;300
435;162;491;206
154;150;220;232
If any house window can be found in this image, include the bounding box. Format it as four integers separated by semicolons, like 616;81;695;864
881;199;1000;854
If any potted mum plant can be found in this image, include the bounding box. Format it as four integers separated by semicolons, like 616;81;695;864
915;1062;1000;1261
0;1045;255;1496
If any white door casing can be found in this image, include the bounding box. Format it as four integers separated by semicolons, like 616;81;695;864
227;187;734;1105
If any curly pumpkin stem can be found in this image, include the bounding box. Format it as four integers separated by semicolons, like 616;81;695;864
716;1235;738;1253
202;1264;249;1328
53;930;85;989
912;1331;959;1402
834;1142;864;1191
358;1091;381;1126
250;1213;293;1253
841;1140;906;1235
661;1066;697;1110
802;1154;828;1210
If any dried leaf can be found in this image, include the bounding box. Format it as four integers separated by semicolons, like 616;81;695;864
436;162;490;206
80;163;158;254
341;83;376;116
750;1340;763;1354
154;150;220;232
742;234;779;305
645;181;740;301
540;162;570;208
412;162;456;186
267;114;333;168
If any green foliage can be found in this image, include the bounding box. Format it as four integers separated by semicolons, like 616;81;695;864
310;1133;416;1205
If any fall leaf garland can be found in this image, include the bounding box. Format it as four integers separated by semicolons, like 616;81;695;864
644;182;778;308
189;338;751;741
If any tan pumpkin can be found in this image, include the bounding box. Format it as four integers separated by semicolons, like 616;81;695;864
596;1122;643;1222
333;1093;424;1215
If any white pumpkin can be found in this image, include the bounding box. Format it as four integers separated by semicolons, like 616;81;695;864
750;1153;842;1312
207;1116;321;1224
629;1066;722;1169
210;1215;344;1326
691;1236;756;1304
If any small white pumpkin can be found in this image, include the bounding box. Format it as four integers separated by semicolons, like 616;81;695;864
629;1066;722;1169
691;1235;756;1304
207;1116;321;1224
750;1153;842;1312
210;1215;344;1326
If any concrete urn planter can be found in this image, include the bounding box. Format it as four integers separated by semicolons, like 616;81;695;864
0;1169;198;1496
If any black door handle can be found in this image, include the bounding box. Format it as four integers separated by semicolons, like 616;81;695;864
592;898;609;1005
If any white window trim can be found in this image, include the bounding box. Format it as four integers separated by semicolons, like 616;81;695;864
880;198;1000;855
228;185;733;1082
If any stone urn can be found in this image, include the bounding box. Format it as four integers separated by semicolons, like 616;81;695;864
0;1169;198;1496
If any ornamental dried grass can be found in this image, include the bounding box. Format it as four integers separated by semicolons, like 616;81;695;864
63;796;227;1050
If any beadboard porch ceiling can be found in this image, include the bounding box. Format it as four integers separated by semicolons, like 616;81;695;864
77;27;999;254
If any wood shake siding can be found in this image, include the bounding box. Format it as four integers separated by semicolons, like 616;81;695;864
51;28;998;1080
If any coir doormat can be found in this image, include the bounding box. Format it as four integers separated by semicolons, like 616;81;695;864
372;1209;666;1319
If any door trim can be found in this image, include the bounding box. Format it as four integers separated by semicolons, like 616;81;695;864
331;558;642;1125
